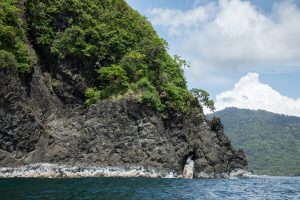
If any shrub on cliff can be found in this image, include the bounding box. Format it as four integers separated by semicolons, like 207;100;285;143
84;88;100;107
98;64;129;99
136;78;163;111
0;50;18;70
121;51;147;82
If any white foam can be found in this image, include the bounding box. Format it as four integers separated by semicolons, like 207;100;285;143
195;169;255;179
0;163;255;179
0;163;179;178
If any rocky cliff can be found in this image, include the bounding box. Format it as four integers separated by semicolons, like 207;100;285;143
0;0;248;178
0;66;248;178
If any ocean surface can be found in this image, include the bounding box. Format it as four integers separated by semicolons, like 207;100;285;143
0;176;299;200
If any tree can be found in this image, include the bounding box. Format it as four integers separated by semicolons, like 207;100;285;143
190;88;215;112
173;55;190;69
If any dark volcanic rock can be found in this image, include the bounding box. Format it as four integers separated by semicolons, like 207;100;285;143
0;67;248;178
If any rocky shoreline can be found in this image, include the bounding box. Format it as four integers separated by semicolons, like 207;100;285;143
0;163;253;179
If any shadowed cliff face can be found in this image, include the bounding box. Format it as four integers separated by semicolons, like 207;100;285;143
0;66;248;178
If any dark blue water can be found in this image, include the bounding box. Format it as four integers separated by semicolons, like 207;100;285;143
0;176;299;199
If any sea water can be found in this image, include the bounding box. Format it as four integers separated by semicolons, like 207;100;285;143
0;176;299;199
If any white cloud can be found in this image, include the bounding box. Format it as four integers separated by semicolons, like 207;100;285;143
214;72;300;117
149;3;216;36
148;0;300;82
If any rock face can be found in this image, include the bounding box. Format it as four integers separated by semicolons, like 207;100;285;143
0;66;248;178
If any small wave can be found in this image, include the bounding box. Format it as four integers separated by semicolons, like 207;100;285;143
0;163;179;179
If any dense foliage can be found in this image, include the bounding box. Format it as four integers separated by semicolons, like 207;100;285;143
208;108;300;176
0;0;33;72
26;0;194;111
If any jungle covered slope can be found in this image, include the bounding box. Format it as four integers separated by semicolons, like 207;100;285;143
1;0;195;112
208;108;300;176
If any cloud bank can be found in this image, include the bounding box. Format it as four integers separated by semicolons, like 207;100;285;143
148;0;300;80
214;72;300;117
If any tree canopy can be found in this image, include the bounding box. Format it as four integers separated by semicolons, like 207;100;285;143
208;108;300;176
1;0;210;113
26;0;196;111
191;88;215;112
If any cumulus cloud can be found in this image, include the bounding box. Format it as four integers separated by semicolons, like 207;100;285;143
214;72;300;117
149;3;216;36
148;0;300;81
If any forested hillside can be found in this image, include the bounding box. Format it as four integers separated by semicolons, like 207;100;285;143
208;108;300;176
1;0;197;112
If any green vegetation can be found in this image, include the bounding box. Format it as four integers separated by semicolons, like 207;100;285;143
98;64;129;99
191;88;215;112
84;88;101;107
26;0;194;111
208;108;300;176
0;0;33;72
0;0;209;112
136;78;163;111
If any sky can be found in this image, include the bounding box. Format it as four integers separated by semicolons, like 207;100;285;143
126;0;300;116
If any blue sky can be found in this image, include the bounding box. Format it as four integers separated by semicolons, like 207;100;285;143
127;0;295;11
126;0;300;116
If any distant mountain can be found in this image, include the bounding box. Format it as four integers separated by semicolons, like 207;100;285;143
207;108;300;176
